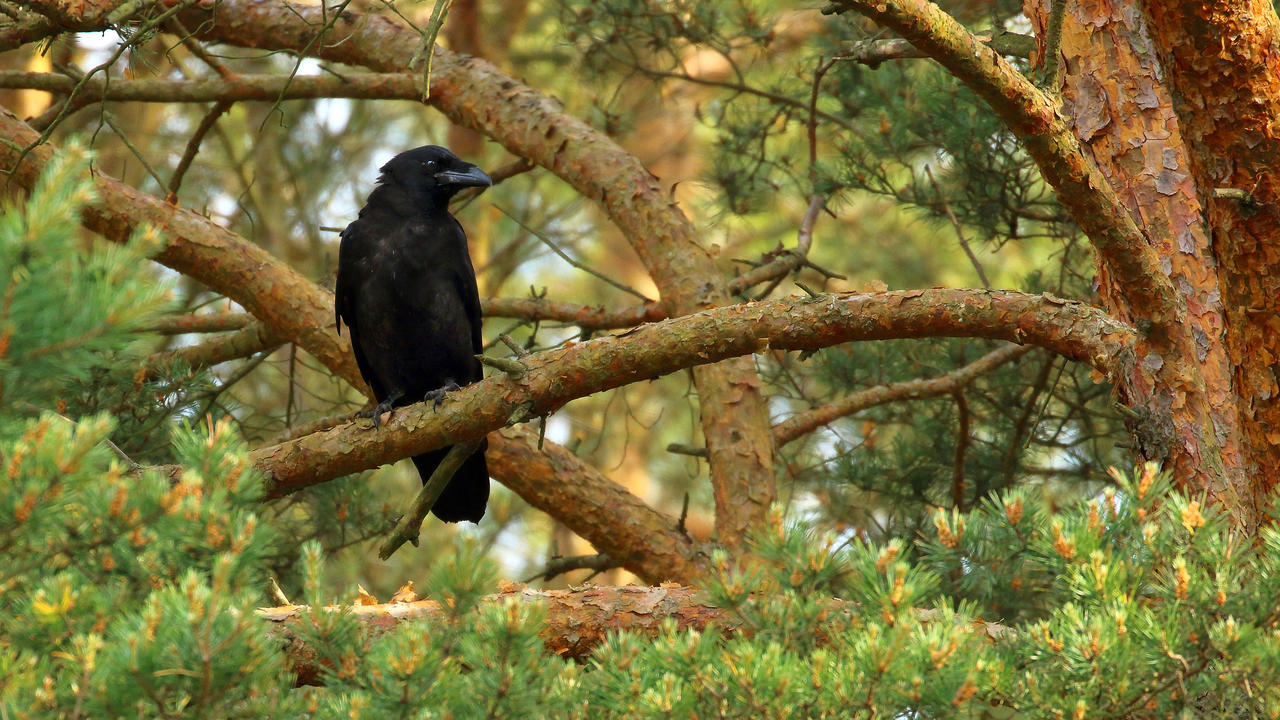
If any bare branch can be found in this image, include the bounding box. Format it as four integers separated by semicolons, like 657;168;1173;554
0;70;426;104
489;426;709;584
143;311;252;335
842;31;1035;66
773;344;1034;445
522;553;617;583
140;321;283;380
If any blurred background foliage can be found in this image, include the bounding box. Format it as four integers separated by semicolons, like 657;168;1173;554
0;0;1127;596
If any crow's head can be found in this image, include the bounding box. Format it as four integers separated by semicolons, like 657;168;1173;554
378;145;492;203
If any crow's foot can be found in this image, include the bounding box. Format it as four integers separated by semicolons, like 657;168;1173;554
355;391;404;428
424;382;461;412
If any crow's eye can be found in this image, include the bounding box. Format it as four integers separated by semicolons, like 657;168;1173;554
423;160;438;172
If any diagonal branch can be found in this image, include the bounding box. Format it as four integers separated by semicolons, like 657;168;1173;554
773;344;1033;446
489;426;709;584
140;321;283;380
0;70;429;104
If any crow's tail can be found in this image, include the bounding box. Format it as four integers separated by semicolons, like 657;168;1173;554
410;439;490;523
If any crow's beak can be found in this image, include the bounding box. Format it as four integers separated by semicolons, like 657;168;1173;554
435;165;493;188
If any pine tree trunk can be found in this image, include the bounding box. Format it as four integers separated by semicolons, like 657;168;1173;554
1138;0;1280;516
1022;0;1255;526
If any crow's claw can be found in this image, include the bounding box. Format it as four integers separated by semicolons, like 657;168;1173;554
424;381;461;412
355;391;403;428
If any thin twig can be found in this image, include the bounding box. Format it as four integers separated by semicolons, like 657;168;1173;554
165;17;234;78
167;100;231;203
1041;0;1068;89
493;203;653;301
378;441;483;560
101;113;167;190
476;353;527;378
924;165;990;288
666;442;709;458
951;391;970;510
522;553;617;583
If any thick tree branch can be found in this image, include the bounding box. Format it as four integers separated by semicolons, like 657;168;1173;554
489;427;709;585
0;70;428;104
260;584;1010;685
774;344;1033;446
250;289;1134;496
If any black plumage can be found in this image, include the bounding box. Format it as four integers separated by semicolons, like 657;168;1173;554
335;145;492;523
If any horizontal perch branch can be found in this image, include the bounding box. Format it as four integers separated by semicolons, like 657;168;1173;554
250;289;1135;495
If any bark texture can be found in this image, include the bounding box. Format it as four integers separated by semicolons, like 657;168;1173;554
488;428;711;585
259;584;1009;686
1139;0;1280;511
1023;0;1250;525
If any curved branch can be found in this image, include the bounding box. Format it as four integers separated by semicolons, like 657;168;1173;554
489;427;709;584
773;343;1033;446
251;289;1134;495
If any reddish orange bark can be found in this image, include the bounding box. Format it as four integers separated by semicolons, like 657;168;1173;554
1139;0;1280;511
260;584;1009;685
250;289;1132;495
1022;0;1250;524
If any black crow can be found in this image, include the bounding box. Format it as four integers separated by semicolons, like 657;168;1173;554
335;145;492;523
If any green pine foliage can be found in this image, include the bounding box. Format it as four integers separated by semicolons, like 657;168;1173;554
0;142;168;422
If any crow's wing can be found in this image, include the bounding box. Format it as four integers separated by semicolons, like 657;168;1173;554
335;222;386;400
448;216;486;358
